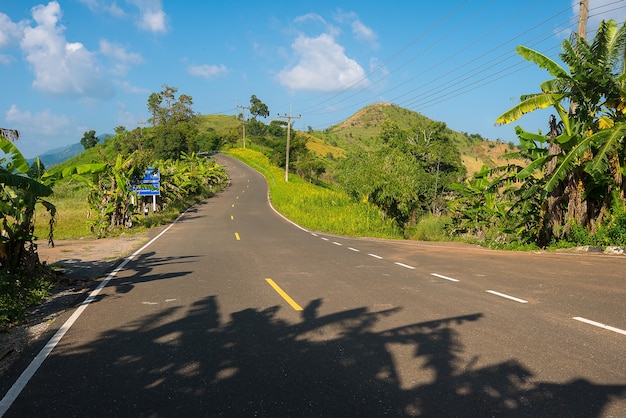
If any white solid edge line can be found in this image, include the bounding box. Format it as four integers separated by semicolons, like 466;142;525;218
394;262;415;270
573;317;626;336
0;212;185;417
431;273;459;282
486;290;528;304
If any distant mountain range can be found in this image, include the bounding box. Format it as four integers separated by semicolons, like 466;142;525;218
28;142;85;167
27;134;111;168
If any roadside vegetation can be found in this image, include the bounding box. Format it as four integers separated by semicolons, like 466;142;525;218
2;19;626;328
1;86;228;328
228;148;401;238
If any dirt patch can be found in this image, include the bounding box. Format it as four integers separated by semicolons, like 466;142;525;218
0;233;150;377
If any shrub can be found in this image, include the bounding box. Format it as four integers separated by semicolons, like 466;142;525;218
0;268;52;328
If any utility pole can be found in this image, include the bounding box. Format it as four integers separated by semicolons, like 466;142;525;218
569;0;589;115
578;0;589;38
137;117;145;139
277;106;301;182
236;104;249;149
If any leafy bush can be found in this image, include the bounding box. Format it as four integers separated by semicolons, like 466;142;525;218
606;210;626;246
555;208;626;248
406;214;452;241
0;268;52;328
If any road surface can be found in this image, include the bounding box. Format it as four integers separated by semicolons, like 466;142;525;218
1;155;625;417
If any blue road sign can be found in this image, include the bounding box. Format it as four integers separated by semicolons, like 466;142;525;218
133;167;161;196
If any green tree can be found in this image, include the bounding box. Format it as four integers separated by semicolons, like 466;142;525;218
249;95;269;120
495;19;626;246
148;85;196;126
296;154;326;183
81;130;99;149
147;85;199;160
336;119;464;232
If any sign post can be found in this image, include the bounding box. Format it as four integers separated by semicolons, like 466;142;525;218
132;168;160;213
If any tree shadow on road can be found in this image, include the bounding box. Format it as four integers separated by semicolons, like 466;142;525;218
7;296;626;417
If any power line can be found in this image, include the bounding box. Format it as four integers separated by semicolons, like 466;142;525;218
298;2;626;132
300;3;573;129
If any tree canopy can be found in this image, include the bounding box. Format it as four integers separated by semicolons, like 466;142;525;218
249;95;269;120
80;130;99;150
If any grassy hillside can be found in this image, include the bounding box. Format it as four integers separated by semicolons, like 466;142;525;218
302;103;525;177
197;114;241;134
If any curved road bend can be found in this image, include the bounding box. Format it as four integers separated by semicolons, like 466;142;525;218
1;154;625;417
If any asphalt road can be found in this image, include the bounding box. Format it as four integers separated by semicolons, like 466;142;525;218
1;155;625;417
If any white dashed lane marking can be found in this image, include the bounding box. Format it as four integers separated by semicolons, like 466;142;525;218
486;290;528;304
431;273;459;282
573;317;626;336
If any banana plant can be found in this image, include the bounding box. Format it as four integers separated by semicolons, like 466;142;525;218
494;19;626;245
0;135;54;270
49;153;145;237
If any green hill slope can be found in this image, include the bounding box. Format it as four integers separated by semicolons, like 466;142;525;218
303;102;524;177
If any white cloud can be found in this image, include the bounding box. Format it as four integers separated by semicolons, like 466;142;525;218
294;12;340;38
277;33;369;92
113;80;149;95
127;0;168;34
352;20;378;49
20;2;115;99
99;39;143;76
107;3;126;18
0;13;25;48
0;12;27;65
6;104;70;137
188;64;228;79
78;0;126;17
333;10;378;49
294;13;327;25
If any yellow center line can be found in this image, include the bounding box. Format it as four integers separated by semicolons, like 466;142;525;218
265;278;303;311
230;215;234;220
235;232;240;240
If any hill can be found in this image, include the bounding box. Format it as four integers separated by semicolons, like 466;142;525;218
304;103;525;176
29;134;111;168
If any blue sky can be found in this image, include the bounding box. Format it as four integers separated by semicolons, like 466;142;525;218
1;1;625;158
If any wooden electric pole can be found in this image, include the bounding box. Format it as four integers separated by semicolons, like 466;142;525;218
578;0;589;38
570;0;589;115
277;107;301;182
236;104;249;149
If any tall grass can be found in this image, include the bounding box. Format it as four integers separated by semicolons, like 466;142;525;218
227;148;402;239
34;182;93;240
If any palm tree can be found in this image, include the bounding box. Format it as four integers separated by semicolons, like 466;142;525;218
495;19;626;246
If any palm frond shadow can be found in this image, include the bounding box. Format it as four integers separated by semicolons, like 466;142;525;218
16;296;625;417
